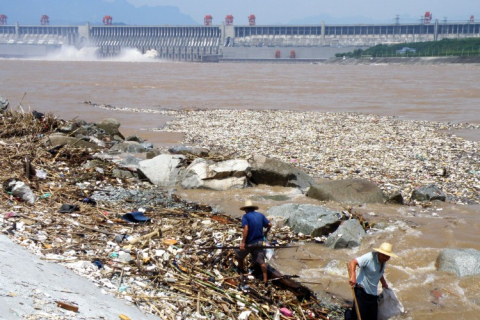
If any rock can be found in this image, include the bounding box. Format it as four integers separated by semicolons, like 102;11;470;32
146;148;162;159
118;155;142;169
181;159;251;191
42;134;100;149
112;169;136;180
96;118;124;139
436;248;480;277
125;135;144;143
140;142;154;150
57;122;79;133
386;192;404;205
138;154;186;187
249;155;315;192
411;184;446;202
0;95;9;113
325;219;366;249
266;204;342;236
168;145;210;157
306;179;386;204
110;141;146;153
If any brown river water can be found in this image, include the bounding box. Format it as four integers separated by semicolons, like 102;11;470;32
1;56;480;319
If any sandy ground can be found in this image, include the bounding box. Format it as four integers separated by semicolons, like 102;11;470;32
0;235;158;320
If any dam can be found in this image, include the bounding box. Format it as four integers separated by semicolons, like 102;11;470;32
0;20;479;61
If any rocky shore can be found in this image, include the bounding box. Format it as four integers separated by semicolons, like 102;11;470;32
93;104;480;205
0;107;349;319
2;98;480;319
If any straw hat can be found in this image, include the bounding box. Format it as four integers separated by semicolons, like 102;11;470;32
240;200;259;211
374;242;398;258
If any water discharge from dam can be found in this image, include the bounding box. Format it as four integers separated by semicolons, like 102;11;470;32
28;46;162;62
1;59;480;319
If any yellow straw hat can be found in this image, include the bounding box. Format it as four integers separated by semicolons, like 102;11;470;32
374;242;398;258
239;200;259;211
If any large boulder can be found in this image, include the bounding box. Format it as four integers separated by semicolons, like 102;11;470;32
138;154;186;187
266;204;342;236
249;155;315;192
181;158;250;191
96;118;124;139
411;184;446;202
325;219;366;249
306;179;386;204
436;248;480;277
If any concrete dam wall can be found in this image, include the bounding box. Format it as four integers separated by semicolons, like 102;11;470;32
1;21;479;61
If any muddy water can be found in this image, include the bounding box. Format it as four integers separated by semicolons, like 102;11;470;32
1;59;480;319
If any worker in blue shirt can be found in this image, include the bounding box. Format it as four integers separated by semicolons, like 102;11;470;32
235;200;272;284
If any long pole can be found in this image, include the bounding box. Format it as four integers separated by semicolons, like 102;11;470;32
346;262;362;320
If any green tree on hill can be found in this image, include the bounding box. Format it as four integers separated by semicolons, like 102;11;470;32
336;38;480;58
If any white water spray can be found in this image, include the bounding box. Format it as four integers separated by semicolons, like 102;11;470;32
26;46;163;62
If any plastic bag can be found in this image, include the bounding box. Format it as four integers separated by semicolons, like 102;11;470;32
6;180;36;204
378;288;404;320
264;240;274;261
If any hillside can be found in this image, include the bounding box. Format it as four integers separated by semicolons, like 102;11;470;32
336;38;480;58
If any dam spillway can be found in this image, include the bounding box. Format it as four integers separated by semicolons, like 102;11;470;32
0;21;479;61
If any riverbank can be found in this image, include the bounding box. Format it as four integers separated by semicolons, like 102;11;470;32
0;109;346;319
324;56;480;65
93;104;480;205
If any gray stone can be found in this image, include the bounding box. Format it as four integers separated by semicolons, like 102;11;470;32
386;192;404;205
112;169;136;179
411;184;446;202
110;141;146;153
325;219;366;249
125;134;144;143
118;155;142;168
146;148;162;159
140;142;154;150
0;95;9;112
138;154;186;187
249;155;315;192
306;179;386;204
168;145;210;157
57;122;79;133
42;134;100;149
97;118;124;139
181;158;250;191
266;204;342;236
436;248;480;277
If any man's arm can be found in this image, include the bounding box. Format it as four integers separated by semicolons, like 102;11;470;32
348;259;359;288
240;225;249;250
380;275;389;289
264;222;272;237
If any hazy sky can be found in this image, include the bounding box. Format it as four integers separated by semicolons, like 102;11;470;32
123;0;479;25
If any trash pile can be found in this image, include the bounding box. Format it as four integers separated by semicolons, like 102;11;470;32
0;109;346;319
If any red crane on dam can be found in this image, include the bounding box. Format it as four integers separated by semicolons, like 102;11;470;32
470;15;475;23
424;11;432;24
103;15;113;25
225;15;234;25
204;15;213;26
40;15;49;25
248;14;256;26
0;15;7;25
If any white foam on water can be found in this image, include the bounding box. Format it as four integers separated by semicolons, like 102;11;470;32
111;48;161;63
24;46;164;62
300;259;348;278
